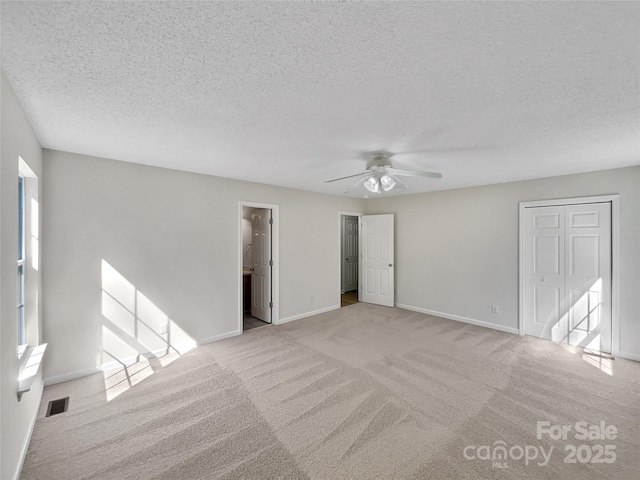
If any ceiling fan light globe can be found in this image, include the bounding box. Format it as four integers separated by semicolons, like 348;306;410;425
380;174;396;191
363;176;380;193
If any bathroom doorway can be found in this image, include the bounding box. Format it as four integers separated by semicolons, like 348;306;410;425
240;202;279;331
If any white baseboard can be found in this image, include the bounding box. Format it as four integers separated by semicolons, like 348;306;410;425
615;350;640;362
14;380;44;480
197;329;242;345
277;305;341;325
44;366;101;386
396;304;520;335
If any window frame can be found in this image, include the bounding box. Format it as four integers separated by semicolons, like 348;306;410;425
18;174;26;351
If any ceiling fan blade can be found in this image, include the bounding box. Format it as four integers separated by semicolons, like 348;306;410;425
343;175;371;194
386;168;442;179
324;172;368;183
392;176;408;190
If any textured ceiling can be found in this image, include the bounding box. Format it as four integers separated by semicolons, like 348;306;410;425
1;1;639;197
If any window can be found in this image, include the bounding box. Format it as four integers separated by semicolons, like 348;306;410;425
18;175;26;349
16;159;47;400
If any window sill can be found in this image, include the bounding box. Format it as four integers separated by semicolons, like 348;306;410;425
18;343;47;401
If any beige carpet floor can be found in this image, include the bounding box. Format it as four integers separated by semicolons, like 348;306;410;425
22;303;639;479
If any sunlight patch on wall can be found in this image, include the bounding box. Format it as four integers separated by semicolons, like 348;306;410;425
100;260;195;400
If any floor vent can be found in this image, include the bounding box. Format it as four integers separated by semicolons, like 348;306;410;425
46;397;69;417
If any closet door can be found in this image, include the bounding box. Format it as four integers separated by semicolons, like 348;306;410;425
564;203;611;352
524;206;567;342
524;203;612;353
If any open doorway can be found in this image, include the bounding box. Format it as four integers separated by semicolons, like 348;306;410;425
338;212;396;309
240;202;279;331
340;213;361;307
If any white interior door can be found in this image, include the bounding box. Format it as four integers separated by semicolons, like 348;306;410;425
524;203;611;352
342;216;358;292
524;206;567;342
251;209;272;322
360;214;394;307
564;203;611;351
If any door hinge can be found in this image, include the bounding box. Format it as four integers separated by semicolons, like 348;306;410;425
269;218;273;225
269;301;273;308
269;260;273;266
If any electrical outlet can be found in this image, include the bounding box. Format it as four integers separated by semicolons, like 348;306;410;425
492;305;499;314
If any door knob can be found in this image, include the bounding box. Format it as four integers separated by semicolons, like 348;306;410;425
389;263;393;267
540;277;545;282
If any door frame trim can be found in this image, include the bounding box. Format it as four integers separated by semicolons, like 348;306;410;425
239;201;280;331
518;194;620;355
338;211;363;304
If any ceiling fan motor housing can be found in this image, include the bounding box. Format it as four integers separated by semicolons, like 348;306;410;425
366;154;392;171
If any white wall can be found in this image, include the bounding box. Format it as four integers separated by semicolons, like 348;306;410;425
0;70;44;480
365;167;640;358
42;150;363;382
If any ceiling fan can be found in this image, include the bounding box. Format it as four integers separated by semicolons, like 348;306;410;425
324;153;442;194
